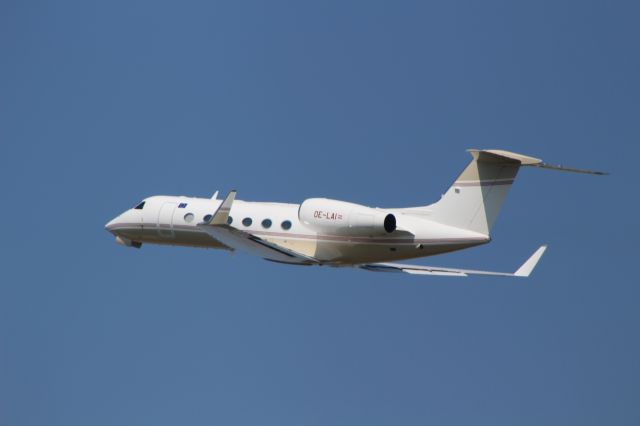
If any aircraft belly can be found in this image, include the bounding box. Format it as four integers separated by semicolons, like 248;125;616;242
139;227;227;249
259;234;487;265
313;240;486;265
115;226;142;241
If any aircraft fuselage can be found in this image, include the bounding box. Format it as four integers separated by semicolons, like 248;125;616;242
105;195;489;265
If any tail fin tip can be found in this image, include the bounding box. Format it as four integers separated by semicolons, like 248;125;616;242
469;149;543;165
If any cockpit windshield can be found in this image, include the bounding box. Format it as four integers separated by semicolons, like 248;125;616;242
134;201;146;210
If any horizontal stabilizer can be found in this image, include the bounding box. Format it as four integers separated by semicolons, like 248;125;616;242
477;149;609;175
528;163;609;175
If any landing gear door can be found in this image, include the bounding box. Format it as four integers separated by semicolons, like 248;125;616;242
157;202;177;238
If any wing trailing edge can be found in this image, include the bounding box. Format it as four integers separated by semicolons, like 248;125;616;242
360;245;547;278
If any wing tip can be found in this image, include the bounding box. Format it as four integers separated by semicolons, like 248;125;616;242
514;245;548;277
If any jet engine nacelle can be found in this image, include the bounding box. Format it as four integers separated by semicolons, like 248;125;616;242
298;198;396;235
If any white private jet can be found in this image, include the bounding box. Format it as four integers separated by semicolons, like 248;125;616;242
105;149;606;278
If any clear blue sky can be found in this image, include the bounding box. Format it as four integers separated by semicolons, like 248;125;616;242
1;1;638;425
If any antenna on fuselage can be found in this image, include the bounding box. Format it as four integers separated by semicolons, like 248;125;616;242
212;190;219;199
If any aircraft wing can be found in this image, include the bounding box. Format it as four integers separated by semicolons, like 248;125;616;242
198;190;319;265
360;245;547;278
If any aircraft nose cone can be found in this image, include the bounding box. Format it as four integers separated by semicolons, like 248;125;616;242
105;217;119;233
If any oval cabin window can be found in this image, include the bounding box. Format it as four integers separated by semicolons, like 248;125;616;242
281;220;292;230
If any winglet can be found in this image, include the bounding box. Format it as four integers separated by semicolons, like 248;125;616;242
203;190;236;225
514;245;547;277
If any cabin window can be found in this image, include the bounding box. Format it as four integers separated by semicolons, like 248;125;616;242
227;216;233;225
203;214;213;223
134;201;145;210
184;213;194;223
262;219;272;229
242;217;252;227
281;220;292;230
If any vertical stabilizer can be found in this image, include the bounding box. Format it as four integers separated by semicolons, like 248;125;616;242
410;150;539;236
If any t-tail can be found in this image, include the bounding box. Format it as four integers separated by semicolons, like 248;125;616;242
403;149;607;237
